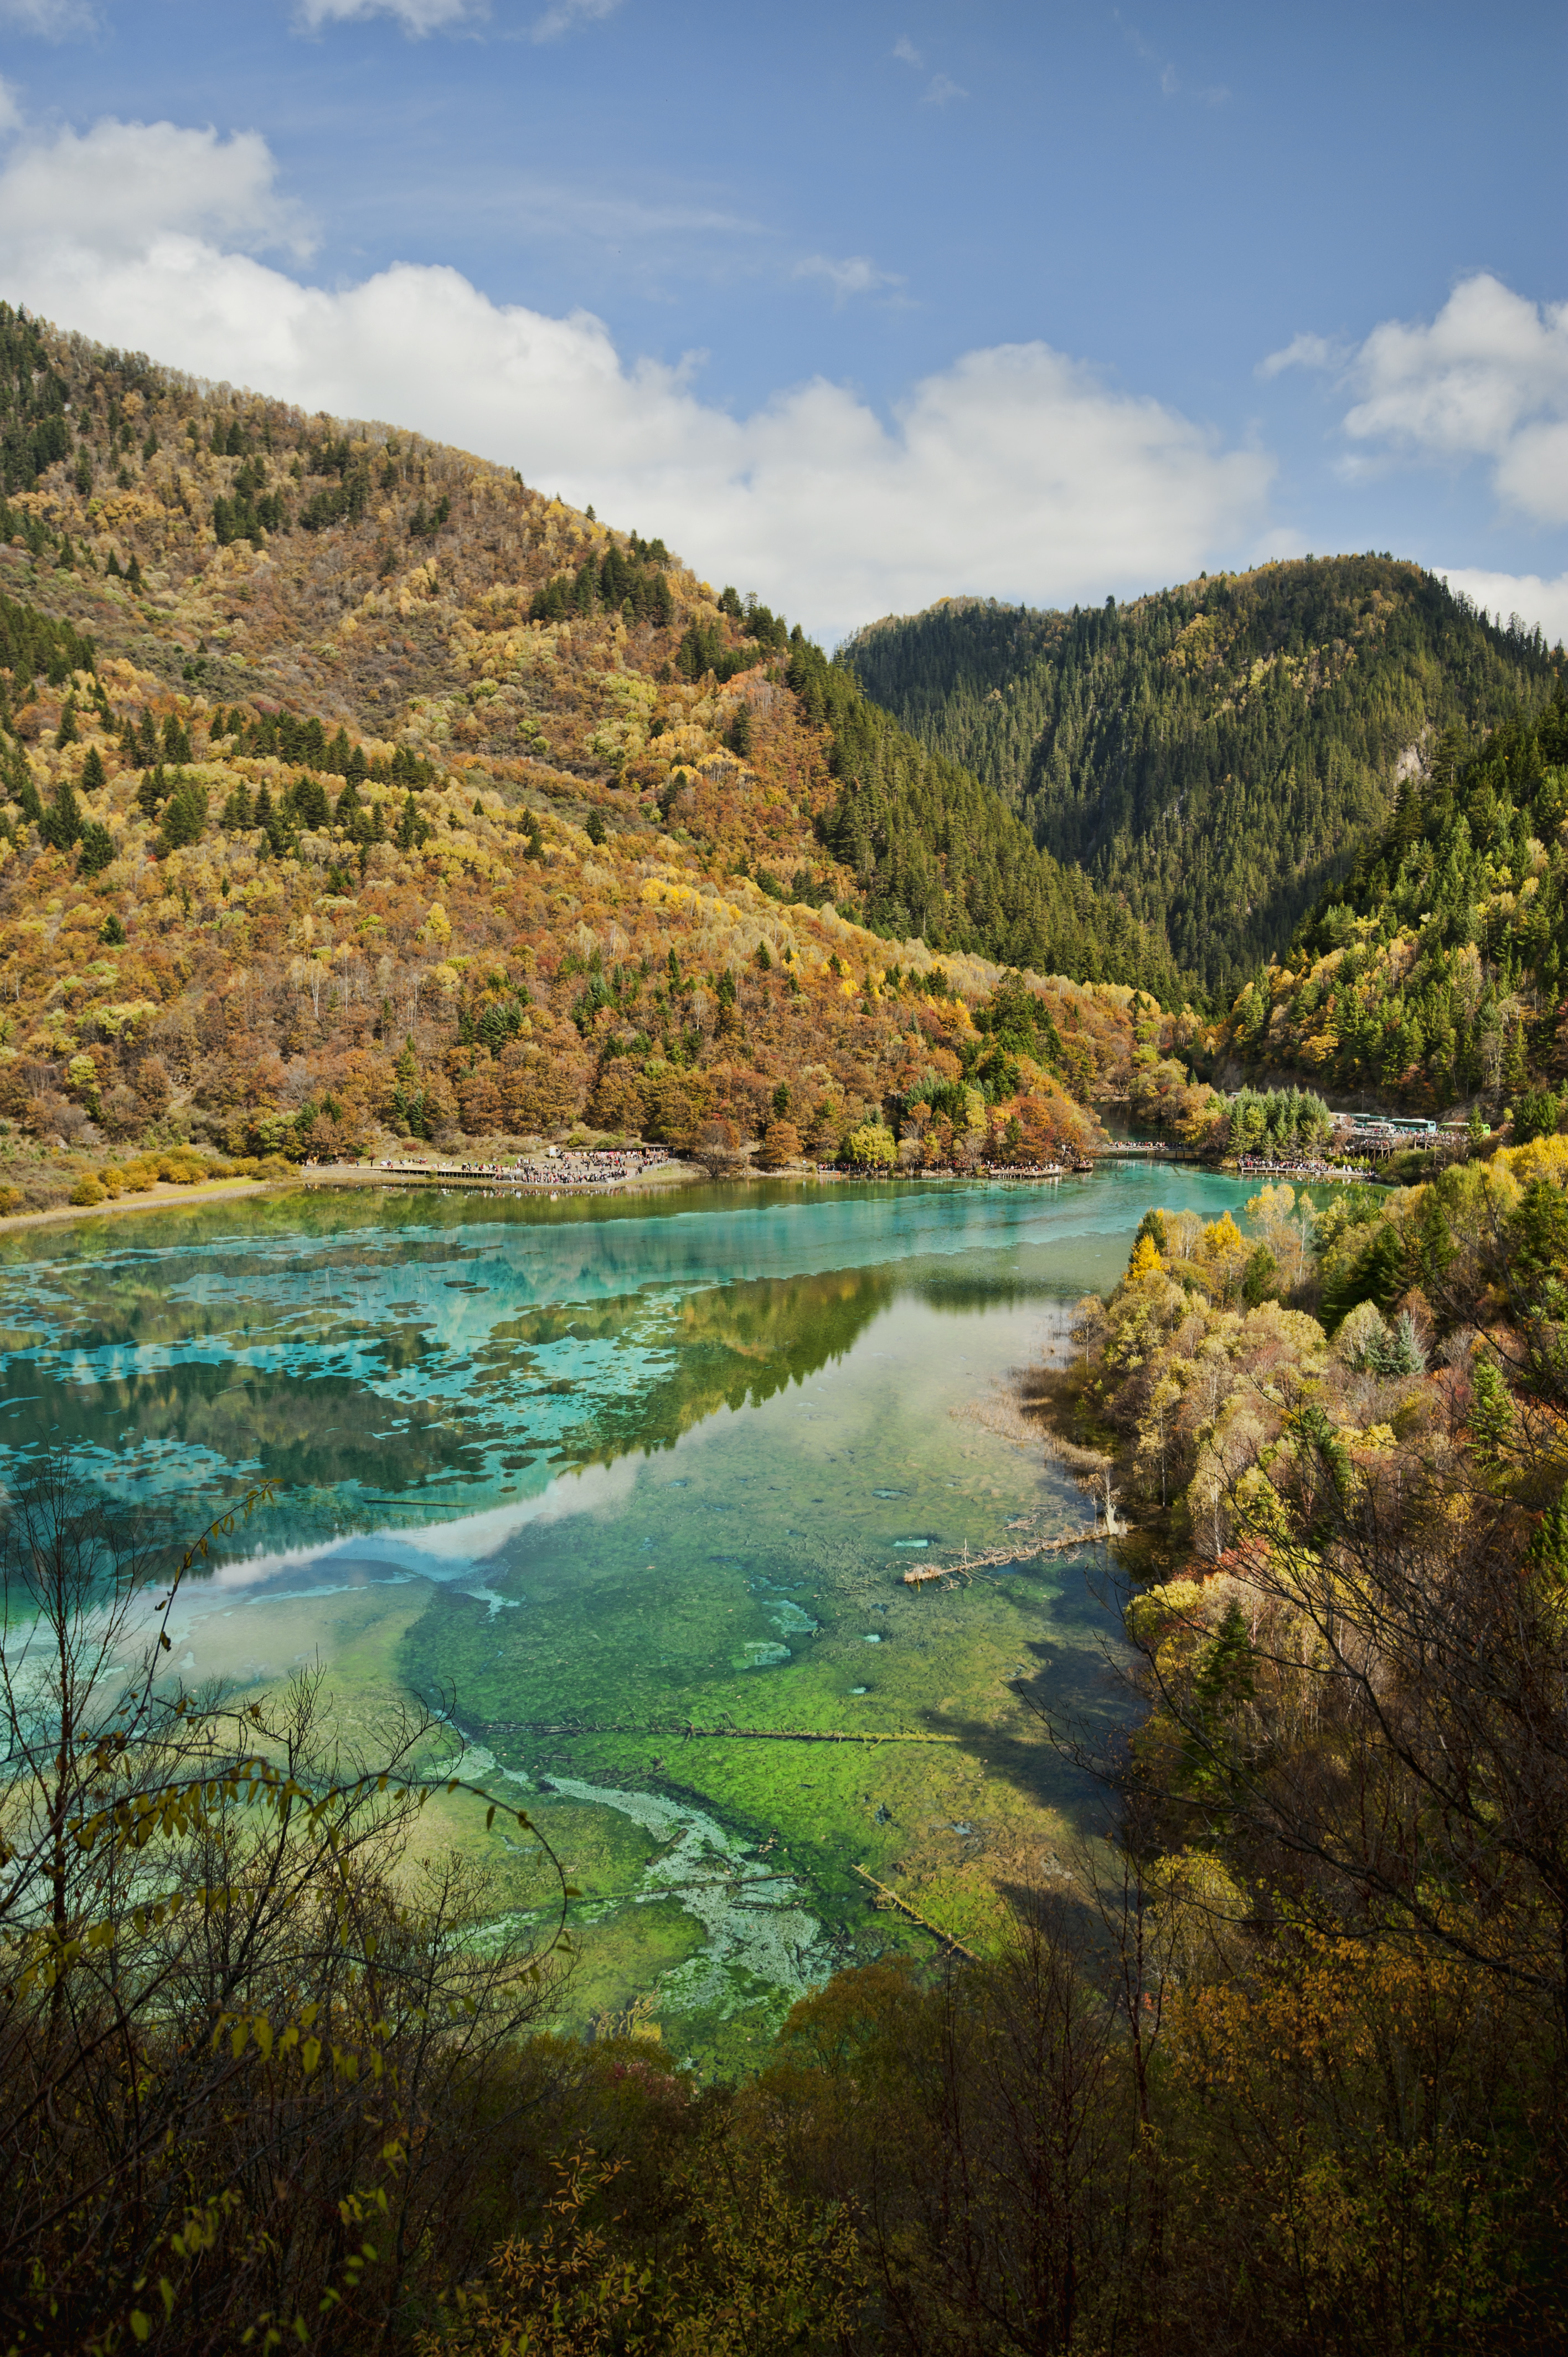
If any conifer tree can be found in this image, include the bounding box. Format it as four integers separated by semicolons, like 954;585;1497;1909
78;821;115;875
40;776;82;851
80;744;106;792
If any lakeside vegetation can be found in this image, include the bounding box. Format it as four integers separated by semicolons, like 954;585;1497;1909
8;1118;1567;2351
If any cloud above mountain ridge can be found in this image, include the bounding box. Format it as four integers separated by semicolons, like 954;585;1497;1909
0;109;1271;635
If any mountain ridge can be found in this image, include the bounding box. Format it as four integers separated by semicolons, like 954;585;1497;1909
841;557;1560;1000
0;301;1195;1213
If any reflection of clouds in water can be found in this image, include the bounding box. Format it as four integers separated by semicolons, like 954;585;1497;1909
1;1170;1255;1586
204;1451;649;1604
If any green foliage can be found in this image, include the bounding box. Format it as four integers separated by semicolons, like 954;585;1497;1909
0;301;73;493
157;777;209;850
1470;1353;1517;1469
78;819;116;875
786;636;1197;996
530;536;675;629
39;774;81;851
1227;1085;1332;1159
0;584;96;689
842;1119;895;1168
1242;686;1568;1107
843;558;1559;999
1511;1088;1565;1144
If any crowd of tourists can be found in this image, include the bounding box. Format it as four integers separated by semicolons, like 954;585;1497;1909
1234;1152;1373;1181
376;1147;674;1188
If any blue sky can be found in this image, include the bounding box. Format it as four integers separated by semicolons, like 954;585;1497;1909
1;0;1564;641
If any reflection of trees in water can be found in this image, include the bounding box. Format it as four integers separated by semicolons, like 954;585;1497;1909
0;1256;904;1524
541;1263;901;1465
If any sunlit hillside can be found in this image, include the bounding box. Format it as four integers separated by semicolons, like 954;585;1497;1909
0;302;1197;1210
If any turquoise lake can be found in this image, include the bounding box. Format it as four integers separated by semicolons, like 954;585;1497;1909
0;1164;1252;2065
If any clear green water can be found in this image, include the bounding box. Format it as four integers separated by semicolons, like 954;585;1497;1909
0;1166;1250;2068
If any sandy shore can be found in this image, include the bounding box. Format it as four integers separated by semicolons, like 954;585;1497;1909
0;1174;276;1239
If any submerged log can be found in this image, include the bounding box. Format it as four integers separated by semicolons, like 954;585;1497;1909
853;1864;979;1960
482;1717;962;1746
900;1525;1118;1585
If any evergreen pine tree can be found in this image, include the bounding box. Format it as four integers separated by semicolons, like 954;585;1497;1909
56;694;77;747
40;776;82;851
78;821;115;875
80;744;106;792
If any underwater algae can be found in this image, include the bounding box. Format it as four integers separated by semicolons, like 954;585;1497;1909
0;1168;1256;2060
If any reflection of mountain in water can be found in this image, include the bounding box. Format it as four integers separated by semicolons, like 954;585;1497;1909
549;1263;899;1466
1;1168;1246;1560
0;1239;899;1550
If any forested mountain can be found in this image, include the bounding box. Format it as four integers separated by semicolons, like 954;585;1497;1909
0;301;1185;1211
842;558;1560;1001
785;635;1189;995
1218;691;1568;1116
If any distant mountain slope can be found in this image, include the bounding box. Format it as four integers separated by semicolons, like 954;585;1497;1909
841;557;1560;1001
0;302;1184;1000
0;301;1192;1209
1215;689;1568;1117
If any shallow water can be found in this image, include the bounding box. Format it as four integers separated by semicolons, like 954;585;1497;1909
0;1165;1251;2066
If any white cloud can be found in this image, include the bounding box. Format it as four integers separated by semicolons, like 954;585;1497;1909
791;253;904;303
891;32;965;105
1435;567;1568;650
0;0;98;35
1339;273;1568;524
296;0;486;29
0;117;314;261
1116;16;1228;105
530;0;622;40
0;77;24;134
1256;330;1343;380
0;111;1273;639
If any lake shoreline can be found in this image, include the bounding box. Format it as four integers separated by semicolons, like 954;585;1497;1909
0;1154;1107;1244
